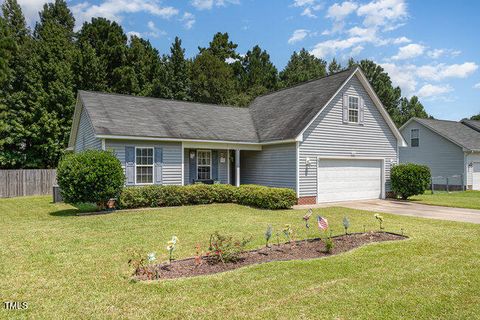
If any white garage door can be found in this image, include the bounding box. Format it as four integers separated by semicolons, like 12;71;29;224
317;158;382;203
472;163;480;190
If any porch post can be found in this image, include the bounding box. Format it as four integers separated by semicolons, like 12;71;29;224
235;149;240;187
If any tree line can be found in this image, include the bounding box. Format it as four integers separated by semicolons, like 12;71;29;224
0;0;431;169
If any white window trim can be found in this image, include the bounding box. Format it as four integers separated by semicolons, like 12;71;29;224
135;147;154;185
411;128;419;147
197;149;212;180
348;95;360;124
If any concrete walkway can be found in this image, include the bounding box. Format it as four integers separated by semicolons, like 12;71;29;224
294;199;480;224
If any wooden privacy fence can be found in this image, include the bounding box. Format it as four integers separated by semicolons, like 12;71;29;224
0;169;57;198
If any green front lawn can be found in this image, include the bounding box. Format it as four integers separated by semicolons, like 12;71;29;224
1;196;479;319
410;190;480;210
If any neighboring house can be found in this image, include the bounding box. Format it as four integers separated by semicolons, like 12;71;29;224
68;67;406;204
399;118;480;190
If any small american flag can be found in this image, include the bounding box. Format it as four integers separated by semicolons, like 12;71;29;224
317;216;329;230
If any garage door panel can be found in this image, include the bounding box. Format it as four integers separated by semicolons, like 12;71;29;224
317;159;382;203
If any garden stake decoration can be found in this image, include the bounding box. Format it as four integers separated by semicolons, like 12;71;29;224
265;225;273;248
194;244;202;267
303;209;313;241
374;214;384;230
147;252;156;264
276;232;281;246
343;216;350;235
282;224;293;244
166;236;178;263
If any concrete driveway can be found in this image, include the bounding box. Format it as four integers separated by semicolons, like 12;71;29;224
294;199;480;224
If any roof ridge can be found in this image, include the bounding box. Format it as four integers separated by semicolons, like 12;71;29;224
78;90;245;110
251;67;357;101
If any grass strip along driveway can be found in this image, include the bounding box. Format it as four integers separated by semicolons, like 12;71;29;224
410;190;480;210
1;196;479;319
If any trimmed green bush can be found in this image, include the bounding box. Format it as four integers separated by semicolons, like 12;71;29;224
391;163;431;200
57;150;124;208
118;184;297;210
235;184;298;210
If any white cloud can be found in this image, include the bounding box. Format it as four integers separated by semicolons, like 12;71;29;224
190;0;239;10
417;84;453;98
357;0;407;28
380;62;417;95
126;31;141;38
72;0;178;28
288;29;309;44
180;12;195;29
293;0;323;18
15;0;54;25
474;83;480;89
391;43;425;60
416;62;478;81
326;1;358;21
311;36;366;57
427;48;462;59
146;21;166;38
392;36;410;44
293;0;315;6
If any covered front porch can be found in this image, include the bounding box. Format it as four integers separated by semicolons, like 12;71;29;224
182;142;261;187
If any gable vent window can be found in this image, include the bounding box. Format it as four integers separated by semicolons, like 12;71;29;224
136;147;154;184
197;150;211;180
411;129;419;147
348;96;359;123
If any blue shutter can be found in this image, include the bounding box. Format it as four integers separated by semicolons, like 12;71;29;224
154;147;163;185
189;149;196;183
212;150;218;180
125;146;135;185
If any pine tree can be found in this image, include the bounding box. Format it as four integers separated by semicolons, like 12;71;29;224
73;40;107;92
279;48;327;87
77;17;128;89
167;36;190;100
199;32;239;61
32;0;77;167
240;45;278;96
328;58;342;74
190;50;235;104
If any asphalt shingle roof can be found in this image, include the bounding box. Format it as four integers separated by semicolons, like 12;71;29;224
461;119;480;133
414;118;480;151
78;68;357;143
79;92;259;142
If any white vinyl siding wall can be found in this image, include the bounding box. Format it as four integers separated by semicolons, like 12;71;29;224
464;152;480;188
240;143;297;190
105;140;182;185
298;75;398;198
74;108;102;152
399;120;465;183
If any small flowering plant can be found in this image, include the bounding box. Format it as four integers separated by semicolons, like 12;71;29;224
166;236;178;263
374;214;384;230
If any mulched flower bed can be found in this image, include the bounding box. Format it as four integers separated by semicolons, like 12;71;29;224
134;232;406;280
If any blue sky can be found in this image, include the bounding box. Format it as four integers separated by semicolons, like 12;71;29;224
15;0;480;120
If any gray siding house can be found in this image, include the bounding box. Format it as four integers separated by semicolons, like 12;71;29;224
399;118;480;190
68;67;406;204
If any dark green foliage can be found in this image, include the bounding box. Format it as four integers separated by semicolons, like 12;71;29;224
324;237;334;253
167;36;190;100
391;163;431;200
199;32;239;61
57;150;125;208
234;184;297;210
239;45;278;95
207;231;251;264
119;184;297;210
280;48;327;87
190;50;235;104
328;58;342;75
470;113;480;120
